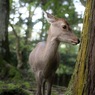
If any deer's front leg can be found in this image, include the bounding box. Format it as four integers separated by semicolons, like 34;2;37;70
46;77;53;95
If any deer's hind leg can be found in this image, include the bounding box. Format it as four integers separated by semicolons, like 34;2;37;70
42;79;46;95
46;76;54;95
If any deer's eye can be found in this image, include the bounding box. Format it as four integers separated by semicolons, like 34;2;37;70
62;25;67;29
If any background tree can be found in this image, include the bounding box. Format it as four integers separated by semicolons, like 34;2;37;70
0;0;10;62
65;0;95;95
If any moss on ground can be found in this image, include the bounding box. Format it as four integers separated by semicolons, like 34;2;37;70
0;58;22;81
0;58;66;95
0;80;66;95
0;81;34;95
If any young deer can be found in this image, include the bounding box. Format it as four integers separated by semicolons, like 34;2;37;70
29;11;80;95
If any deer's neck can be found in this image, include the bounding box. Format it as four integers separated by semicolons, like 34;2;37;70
43;35;59;77
44;35;59;59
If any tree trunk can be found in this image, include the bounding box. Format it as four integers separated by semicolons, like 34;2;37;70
0;0;10;62
65;0;95;95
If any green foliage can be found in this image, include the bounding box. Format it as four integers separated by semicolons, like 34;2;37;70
8;65;22;80
56;64;74;75
0;81;32;95
0;58;22;80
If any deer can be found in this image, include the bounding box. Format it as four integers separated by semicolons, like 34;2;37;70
29;11;80;95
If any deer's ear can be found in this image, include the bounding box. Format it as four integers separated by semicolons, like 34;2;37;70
43;11;56;24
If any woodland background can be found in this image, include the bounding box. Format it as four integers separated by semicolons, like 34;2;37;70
0;0;86;95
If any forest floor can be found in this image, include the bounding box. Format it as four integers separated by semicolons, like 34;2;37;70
0;80;66;95
0;60;67;95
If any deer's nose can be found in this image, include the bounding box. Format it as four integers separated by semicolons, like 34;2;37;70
77;39;80;44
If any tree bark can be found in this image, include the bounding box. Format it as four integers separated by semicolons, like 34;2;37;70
65;0;95;95
87;0;95;94
0;0;10;62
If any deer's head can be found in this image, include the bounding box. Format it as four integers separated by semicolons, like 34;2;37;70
44;11;80;45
